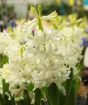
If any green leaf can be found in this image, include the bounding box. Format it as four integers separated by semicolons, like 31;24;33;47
27;83;34;92
38;5;42;16
38;17;43;31
64;69;77;105
0;94;4;105
3;95;14;105
23;90;31;105
34;88;41;105
44;83;60;105
41;100;46;105
2;79;9;95
16;100;24;105
2;79;14;105
0;54;8;68
30;6;38;17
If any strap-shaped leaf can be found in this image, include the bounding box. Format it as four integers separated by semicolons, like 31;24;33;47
34;88;42;105
23;90;31;105
44;83;60;105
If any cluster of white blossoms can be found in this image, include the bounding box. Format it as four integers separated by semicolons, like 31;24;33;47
0;13;85;99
